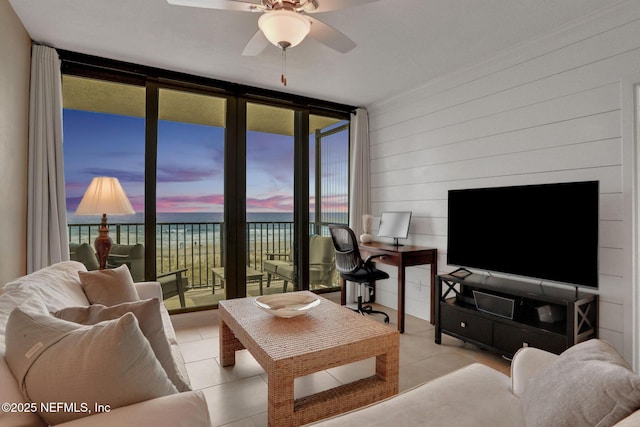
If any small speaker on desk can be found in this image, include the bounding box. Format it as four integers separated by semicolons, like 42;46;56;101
473;290;515;320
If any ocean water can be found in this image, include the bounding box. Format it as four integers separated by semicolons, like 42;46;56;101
67;211;296;225
67;211;347;246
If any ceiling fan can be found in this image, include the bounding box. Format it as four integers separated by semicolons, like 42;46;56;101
167;0;379;85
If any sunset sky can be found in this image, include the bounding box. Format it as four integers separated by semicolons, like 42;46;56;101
63;110;347;214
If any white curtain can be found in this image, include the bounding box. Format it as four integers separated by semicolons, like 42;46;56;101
27;44;69;272
348;107;371;237
347;108;371;303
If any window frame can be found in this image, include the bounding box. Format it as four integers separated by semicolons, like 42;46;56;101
60;50;353;310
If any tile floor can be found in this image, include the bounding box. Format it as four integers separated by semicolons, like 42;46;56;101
170;292;511;427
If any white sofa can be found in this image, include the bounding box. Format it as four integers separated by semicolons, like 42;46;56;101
313;340;640;427
0;261;212;427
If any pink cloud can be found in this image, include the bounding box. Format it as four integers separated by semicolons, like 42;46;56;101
156;194;225;212
247;195;294;211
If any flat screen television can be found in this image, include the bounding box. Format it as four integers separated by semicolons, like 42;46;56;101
447;181;599;288
378;211;412;246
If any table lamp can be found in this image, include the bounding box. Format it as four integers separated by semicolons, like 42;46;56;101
75;177;135;269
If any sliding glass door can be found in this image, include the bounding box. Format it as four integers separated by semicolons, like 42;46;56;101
63;75;145;278
156;87;226;310
246;102;297;295
61;54;351;313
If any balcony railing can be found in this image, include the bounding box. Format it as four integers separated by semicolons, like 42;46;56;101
68;221;315;289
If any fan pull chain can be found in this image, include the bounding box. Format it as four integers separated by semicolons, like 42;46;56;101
281;48;287;87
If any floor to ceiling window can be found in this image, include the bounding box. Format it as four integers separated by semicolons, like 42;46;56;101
156;87;226;310
310;115;350;235
60;51;351;312
63;74;146;280
246;103;296;295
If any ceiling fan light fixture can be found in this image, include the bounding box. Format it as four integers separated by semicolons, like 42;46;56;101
258;10;311;49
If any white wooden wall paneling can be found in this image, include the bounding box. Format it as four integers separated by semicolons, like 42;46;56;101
366;1;640;360
372;139;620;189
369;17;640;139
372;168;622;203
371;82;621;160
371;110;620;174
369;3;640;130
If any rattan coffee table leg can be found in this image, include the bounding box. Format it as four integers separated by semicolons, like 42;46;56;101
220;319;244;367
268;372;294;427
376;349;399;393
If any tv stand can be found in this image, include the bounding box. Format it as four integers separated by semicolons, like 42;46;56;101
449;267;472;279
435;273;598;357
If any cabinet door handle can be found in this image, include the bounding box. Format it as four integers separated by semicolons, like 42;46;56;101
460;321;467;328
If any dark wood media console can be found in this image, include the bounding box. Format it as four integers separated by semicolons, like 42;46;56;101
435;273;598;358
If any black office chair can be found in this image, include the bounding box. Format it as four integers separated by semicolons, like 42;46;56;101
328;224;390;323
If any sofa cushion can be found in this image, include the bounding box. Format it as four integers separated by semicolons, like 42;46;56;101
1;262;89;356
54;299;191;392
522;339;640;427
313;363;525;426
4;298;178;425
0;358;47;427
1;261;89;316
79;264;140;306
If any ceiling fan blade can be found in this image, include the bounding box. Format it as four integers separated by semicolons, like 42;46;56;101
167;0;259;12
305;0;379;14
307;16;356;53
242;30;269;56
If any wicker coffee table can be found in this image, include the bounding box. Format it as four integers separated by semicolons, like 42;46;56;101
219;291;399;426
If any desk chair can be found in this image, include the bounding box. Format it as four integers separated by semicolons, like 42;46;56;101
328;224;390;323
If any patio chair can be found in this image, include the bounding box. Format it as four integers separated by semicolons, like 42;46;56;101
263;235;335;292
69;242;99;271
328;224;390;323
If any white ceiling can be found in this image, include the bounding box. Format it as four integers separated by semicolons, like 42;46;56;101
8;0;624;107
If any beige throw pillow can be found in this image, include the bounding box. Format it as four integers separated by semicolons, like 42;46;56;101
522;339;640;427
4;299;177;425
54;299;191;392
78;264;140;306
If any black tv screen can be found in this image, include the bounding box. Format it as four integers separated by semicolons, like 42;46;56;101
447;181;599;288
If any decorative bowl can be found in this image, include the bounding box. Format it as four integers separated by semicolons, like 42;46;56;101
254;293;320;318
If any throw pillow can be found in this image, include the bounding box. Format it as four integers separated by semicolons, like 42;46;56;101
4;299;177;425
522;339;640;427
78;263;140;306
54;299;191;392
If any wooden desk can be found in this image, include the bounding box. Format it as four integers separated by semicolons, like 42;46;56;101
352;242;437;333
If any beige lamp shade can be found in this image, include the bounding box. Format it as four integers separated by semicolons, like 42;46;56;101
75;177;135;215
258;10;311;48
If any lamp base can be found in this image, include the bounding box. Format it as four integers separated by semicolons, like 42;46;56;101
360;233;373;243
94;213;112;270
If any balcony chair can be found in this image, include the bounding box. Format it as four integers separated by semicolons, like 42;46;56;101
328;224;390;323
69;242;99;271
70;242;189;308
263;235;335;292
108;243;189;308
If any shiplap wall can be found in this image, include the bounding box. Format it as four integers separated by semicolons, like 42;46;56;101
366;0;640;362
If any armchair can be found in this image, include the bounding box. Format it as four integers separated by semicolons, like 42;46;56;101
263;235;335;292
69;242;99;271
108;243;145;281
